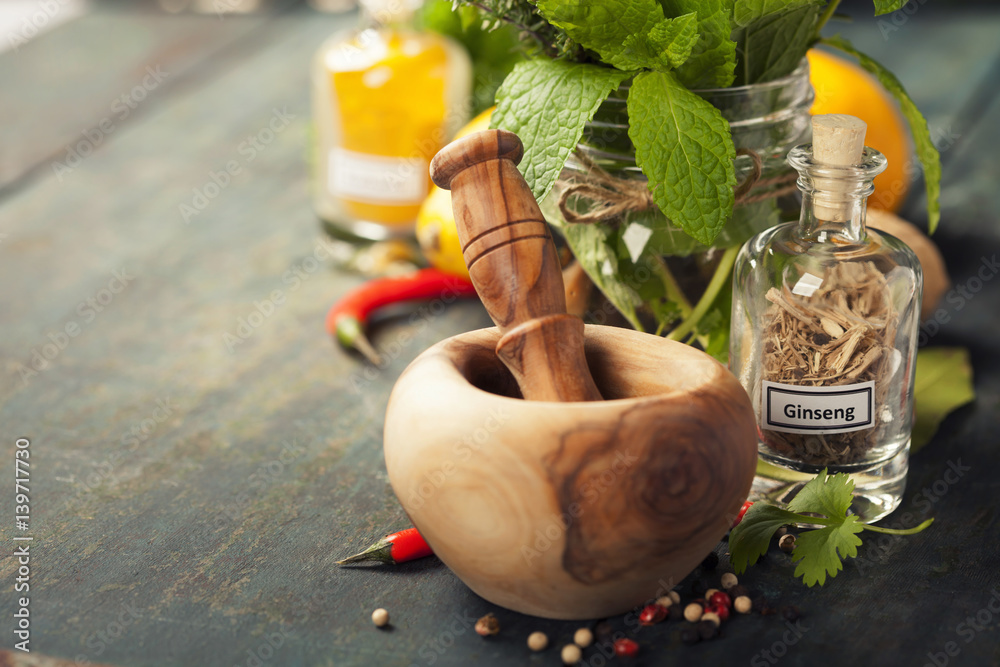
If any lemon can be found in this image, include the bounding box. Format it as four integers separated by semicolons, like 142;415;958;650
808;49;912;213
416;107;495;279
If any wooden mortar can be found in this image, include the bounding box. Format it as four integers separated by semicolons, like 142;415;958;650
383;130;757;619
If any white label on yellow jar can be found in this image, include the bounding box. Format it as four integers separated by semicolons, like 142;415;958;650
328;148;427;204
762;380;875;434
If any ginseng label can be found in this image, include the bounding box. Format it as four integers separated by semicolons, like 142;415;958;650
328;149;427;204
762;380;875;435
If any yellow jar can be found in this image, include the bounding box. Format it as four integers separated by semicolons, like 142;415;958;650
312;0;471;239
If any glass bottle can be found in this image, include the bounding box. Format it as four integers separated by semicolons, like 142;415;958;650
730;114;922;522
311;0;471;240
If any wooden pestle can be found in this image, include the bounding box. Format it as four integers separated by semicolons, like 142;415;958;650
429;130;602;402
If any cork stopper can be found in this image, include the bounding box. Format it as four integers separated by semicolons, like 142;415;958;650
811;114;867;222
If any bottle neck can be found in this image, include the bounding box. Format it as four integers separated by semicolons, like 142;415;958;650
797;189;869;244
787;144;887;245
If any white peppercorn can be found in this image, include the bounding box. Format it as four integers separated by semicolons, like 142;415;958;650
527;631;548;651
561;644;582;664
371;608;389;628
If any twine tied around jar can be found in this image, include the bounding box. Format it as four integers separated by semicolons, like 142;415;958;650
556;148;799;224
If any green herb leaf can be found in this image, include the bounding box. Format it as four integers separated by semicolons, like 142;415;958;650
733;468;934;586
535;0;661;61
791;515;864;586
491;59;631;203
730;502;804;574
733;0;823;27
822;35;942;232
734;4;820;85
786;469;855;519
873;0;908;16
626;70;736;246
660;0;736;88
557;218;643;330
912;347;976;453
614;14;700;71
535;0;698;72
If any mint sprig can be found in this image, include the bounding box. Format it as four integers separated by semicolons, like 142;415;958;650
730;470;934;586
491;60;631;203
628;71;737;246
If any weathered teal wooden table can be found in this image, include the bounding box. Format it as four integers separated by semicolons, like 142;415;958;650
1;3;998;666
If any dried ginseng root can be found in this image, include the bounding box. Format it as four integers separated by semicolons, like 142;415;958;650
759;261;896;466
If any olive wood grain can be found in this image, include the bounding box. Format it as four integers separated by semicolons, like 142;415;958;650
384;325;758;619
429;130;602;402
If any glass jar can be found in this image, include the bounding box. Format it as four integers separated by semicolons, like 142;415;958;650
730;128;922;522
562;61;814;258
311;0;471;240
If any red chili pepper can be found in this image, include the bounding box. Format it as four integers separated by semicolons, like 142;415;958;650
336;527;433;565
731;500;754;529
326;268;478;364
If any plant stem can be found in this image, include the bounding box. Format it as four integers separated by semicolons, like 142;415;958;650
743;28;750;87
862;518;935;535
666;246;738;342
463;1;556;58
653;256;692;318
815;0;842;39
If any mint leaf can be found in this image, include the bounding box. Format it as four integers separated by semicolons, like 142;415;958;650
627;70;736;246
791;516;864;586
734;4;820;85
660;0;736;88
535;0;698;72
912;348;976;453
730;502;803;574
648;14;700;68
787;469;855;519
873;0;908;15
733;0;822;27
492;60;631;203
822;35;942;232
556;218;643;330
614;14;700;71
536;0;661;61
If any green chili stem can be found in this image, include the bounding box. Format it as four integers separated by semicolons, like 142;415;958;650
666;246;738;342
862;518;935;535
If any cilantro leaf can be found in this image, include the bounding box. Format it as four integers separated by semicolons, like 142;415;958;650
912;348;976;452
491;60;631;203
791;515;864;586
787;469;855;520
822;35;941;232
660;0;736;88
731;470;934;586
730;502;803;574
733;0;823;27
873;0;909;16
626;70;736;246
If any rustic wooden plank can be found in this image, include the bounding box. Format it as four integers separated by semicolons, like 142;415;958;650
0;7;274;191
0;5;997;667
